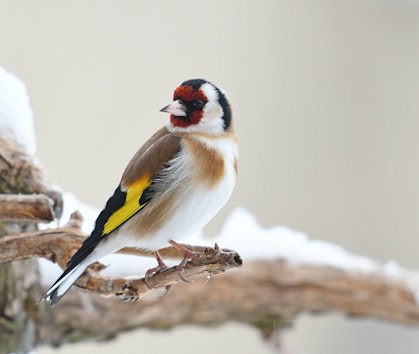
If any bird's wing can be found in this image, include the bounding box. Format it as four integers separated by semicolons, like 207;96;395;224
66;127;181;268
98;127;181;236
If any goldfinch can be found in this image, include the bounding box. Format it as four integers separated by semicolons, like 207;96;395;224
40;79;238;305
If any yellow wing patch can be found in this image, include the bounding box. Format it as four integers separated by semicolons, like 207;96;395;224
103;176;151;235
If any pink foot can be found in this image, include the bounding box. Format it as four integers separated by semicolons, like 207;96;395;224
169;240;202;282
144;251;167;289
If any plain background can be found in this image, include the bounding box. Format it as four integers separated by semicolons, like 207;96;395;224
1;0;419;353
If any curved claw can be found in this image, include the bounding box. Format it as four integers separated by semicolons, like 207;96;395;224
158;284;172;298
169;240;203;283
178;270;190;283
117;284;140;302
118;293;136;302
144;269;155;290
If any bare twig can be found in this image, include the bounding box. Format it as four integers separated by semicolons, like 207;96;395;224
0;212;243;301
0;134;63;219
0;194;55;223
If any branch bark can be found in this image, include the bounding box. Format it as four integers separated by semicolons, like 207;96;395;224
0;194;55;223
0;133;63;354
2;212;419;347
1;212;242;302
0;135;62;219
36;253;419;346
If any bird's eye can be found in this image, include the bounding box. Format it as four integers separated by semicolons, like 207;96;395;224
193;99;205;110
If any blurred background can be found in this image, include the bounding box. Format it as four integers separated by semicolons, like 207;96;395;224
1;0;419;353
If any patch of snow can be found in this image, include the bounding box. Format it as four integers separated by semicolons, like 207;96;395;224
184;208;379;273
38;258;63;286
0;66;36;156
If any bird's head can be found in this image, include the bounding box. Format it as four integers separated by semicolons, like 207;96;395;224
161;79;232;135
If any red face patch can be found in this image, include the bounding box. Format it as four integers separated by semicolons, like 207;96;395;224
171;85;208;128
173;85;194;101
173;85;207;103
170;110;203;128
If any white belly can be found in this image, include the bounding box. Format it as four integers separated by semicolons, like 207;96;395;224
141;166;236;250
98;134;237;254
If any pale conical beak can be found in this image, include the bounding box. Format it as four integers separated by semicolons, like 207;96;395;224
160;100;187;117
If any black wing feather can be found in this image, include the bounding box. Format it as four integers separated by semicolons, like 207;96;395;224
66;186;127;269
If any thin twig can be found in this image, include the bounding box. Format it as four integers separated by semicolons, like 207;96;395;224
0;194;55;223
0;212;243;301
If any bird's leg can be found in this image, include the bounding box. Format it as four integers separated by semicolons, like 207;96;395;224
169;240;202;282
144;250;168;289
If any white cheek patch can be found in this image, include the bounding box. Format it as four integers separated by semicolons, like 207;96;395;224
203;101;223;121
199;101;224;133
198;83;225;134
200;82;218;101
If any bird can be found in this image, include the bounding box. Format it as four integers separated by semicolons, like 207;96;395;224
39;78;238;305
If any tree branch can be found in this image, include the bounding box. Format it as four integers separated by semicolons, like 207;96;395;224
2;210;419;343
0;135;62;219
36;256;419;346
0;194;55;223
0;133;64;354
0;212;243;302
